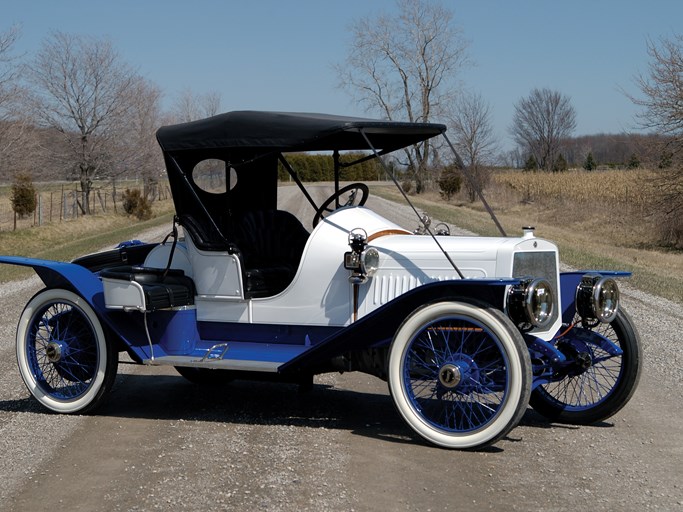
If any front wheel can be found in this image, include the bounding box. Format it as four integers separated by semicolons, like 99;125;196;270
388;300;531;449
16;288;118;413
529;308;642;424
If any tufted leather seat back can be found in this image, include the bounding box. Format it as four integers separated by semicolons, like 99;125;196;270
234;210;310;296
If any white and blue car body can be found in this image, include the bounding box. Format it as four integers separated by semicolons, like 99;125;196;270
0;112;642;449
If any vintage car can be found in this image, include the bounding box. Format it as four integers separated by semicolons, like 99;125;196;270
0;111;642;449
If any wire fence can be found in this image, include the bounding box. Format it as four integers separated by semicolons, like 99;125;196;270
0;180;171;232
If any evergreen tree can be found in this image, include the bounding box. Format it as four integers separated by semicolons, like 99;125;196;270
10;173;37;218
627;153;640;169
583;152;597;171
553;154;568;172
524;154;538;171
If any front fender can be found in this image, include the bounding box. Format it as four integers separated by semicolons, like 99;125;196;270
279;278;516;374
560;271;631;323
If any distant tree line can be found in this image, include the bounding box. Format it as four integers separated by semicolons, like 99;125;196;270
507;132;673;171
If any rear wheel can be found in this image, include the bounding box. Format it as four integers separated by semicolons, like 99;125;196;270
388;300;531;449
530;308;642;424
16;288;117;413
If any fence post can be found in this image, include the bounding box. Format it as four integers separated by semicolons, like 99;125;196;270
97;190;106;213
112;177;117;213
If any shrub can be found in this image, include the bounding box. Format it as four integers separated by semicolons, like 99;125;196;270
657;212;683;249
122;188;152;220
10;172;37;218
438;167;462;200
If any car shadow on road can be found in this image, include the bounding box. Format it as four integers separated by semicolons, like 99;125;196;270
0;372;612;450
102;373;428;446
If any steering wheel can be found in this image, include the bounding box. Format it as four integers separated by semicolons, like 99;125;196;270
313;183;369;227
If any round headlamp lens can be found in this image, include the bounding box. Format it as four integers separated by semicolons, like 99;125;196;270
525;278;554;328
593;277;619;323
576;274;620;323
360;247;380;276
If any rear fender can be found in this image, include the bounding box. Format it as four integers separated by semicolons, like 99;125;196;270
0;256;147;360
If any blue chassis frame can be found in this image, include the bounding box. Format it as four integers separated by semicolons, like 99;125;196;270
0;256;628;388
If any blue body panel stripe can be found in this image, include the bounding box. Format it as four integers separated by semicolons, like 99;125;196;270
0;257;523;373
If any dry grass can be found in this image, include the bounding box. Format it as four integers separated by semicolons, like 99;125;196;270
371;169;683;304
0;199;174;283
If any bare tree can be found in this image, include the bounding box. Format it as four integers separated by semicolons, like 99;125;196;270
510;88;576;172
108;77;165;197
629;34;683;247
448;92;499;201
26;31;141;213
337;0;469;192
0;25;20;113
630;35;683;152
173;87;222;123
0;25;30;175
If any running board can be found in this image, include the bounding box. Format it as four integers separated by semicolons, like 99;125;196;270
143;355;281;373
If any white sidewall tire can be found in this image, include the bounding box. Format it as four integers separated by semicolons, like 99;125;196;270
388;301;531;449
16;288;111;414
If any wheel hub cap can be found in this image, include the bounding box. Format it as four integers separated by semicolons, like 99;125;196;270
45;341;63;363
576;351;592;370
438;363;462;389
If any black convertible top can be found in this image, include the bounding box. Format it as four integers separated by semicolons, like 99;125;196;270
156;111;446;153
156;111;449;251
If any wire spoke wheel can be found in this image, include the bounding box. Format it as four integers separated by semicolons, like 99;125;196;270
530;308;642;424
389;301;531;449
16;289;117;414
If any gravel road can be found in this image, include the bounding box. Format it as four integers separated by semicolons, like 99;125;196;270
0;184;681;511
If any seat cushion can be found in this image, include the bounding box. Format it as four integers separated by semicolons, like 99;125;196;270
100;265;195;310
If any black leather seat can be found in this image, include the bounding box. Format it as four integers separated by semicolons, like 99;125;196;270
100;266;195;311
234;210;309;297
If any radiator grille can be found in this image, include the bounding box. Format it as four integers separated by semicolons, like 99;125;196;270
512;251;560;330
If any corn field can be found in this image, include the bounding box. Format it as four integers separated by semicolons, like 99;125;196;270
492;169;656;210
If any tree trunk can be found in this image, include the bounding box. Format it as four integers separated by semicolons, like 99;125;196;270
80;174;91;214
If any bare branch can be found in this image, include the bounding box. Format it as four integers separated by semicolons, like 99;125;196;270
510;88;576;171
629;35;683;153
25;31;152;213
336;0;469;192
172;87;223;123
